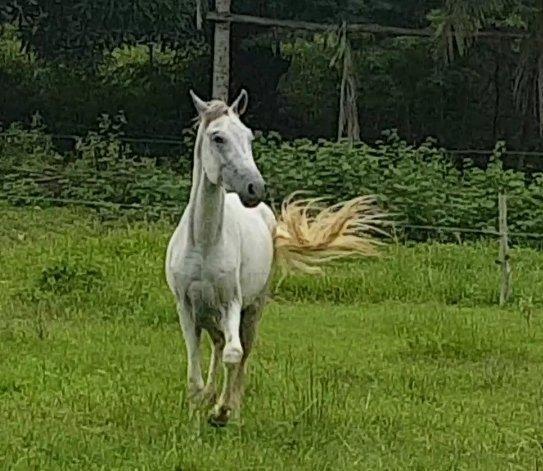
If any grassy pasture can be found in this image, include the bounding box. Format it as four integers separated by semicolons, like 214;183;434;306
1;207;543;470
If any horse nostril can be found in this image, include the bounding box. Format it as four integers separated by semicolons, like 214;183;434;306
247;183;256;196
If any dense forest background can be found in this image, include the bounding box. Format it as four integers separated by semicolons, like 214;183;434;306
1;0;543;152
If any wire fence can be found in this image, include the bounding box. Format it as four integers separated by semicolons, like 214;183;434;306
5;193;543;240
49;133;186;147
5;131;543;160
4;176;543;306
402;224;543;240
4;127;543;248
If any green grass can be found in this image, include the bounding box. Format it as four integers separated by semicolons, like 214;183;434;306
1;207;543;469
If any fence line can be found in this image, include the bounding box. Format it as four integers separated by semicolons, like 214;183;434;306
393;224;543;240
448;149;543;156
402;224;499;236
0;177;522;215
50;133;186;146
498;194;512;306
5;191;543;305
5;167;541;218
44;137;543;159
5;195;543;240
2;195;180;212
4;131;543;158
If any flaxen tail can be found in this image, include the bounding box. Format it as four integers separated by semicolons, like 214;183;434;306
273;193;389;275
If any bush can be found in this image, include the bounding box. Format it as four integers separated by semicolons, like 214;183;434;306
254;131;543;241
2;120;543;240
0;26;210;140
0;114;189;220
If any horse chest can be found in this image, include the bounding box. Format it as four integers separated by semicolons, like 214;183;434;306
178;250;238;312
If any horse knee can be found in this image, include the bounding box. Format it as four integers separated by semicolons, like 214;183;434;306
222;343;243;364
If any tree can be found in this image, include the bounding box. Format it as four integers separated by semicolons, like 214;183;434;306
430;0;543;136
0;0;200;62
213;0;231;100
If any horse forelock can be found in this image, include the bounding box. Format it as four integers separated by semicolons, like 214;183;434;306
193;101;230;129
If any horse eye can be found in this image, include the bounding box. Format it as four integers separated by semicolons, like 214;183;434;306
212;135;225;144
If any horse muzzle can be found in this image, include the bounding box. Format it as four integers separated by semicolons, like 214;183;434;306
239;176;265;208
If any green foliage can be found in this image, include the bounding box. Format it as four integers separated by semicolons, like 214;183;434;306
254;131;543;241
0;26;209;138
0;116;189;220
0;23;35;78
429;0;507;62
277;37;340;137
3;121;543;238
273;30;539;148
0;113;57;164
1;0;200;61
428;0;543;138
3;3;543;149
98;43;198;89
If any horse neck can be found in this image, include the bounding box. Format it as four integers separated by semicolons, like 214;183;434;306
188;124;225;249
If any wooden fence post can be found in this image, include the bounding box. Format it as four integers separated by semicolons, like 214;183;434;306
333;22;360;145
212;0;232;101
498;192;512;306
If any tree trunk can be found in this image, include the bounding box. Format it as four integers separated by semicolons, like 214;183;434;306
213;0;232;101
492;50;500;142
538;52;543;137
148;43;154;67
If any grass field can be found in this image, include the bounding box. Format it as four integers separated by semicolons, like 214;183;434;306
1;207;543;470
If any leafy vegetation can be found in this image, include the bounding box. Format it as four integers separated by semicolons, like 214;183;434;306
2;2;543;149
0;0;200;61
0;25;209;138
1;207;542;469
0;116;189;220
3;122;543;240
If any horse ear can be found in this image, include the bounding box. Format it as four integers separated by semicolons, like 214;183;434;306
190;90;209;116
230;89;248;116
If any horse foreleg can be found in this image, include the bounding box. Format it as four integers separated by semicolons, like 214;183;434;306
233;304;263;411
203;331;224;405
221;299;243;364
209;300;243;426
178;303;204;407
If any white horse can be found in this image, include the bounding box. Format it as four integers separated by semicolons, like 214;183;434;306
166;89;384;426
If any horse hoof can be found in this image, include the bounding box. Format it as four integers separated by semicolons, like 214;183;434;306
208;406;230;427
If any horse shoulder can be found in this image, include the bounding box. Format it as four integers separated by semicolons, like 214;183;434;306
222;196;274;305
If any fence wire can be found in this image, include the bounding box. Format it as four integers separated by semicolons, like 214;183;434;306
5;132;543;159
4;195;543;240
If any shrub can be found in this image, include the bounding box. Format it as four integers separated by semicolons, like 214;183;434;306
254;131;543;241
2;120;543;241
0;114;188;220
